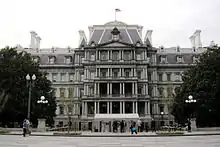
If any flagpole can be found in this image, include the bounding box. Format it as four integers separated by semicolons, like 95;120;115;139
115;9;116;21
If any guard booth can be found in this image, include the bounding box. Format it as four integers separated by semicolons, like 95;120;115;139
93;114;140;132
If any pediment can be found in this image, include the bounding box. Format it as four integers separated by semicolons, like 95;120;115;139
98;41;133;48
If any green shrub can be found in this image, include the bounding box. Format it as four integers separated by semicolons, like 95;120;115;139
0;130;9;134
156;131;184;135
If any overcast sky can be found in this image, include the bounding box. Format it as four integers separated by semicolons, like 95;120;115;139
0;0;220;49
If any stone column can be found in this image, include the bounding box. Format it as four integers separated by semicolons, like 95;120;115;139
148;102;150;114
135;83;138;95
108;68;110;77
123;101;125;114
96;68;98;77
107;102;109;114
97;83;100;96
120;101;122;113
99;51;101;60
123;83;125;95
96;51;98;60
122;68;124;77
121;50;124;60
132;83;134;95
82;102;85;116
94;102;97;114
108;51;110;60
107;83;109;95
143;85;146;95
120;83;122;95
135;101;138;113
110;83;112;95
119;68;122;77
134;68;137;76
134;51;136;60
145;102;148;115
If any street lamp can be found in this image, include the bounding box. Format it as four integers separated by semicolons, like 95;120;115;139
68;112;72;134
160;112;164;127
37;96;48;104
185;95;197;103
26;74;36;121
185;95;197;132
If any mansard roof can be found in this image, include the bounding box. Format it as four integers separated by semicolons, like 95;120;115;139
89;21;143;45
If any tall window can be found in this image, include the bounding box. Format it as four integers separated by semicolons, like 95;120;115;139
138;86;142;95
167;87;172;97
148;87;153;96
158;73;163;81
60;73;66;81
166;73;171;81
49;56;55;64
112;51;119;61
125;71;130;78
137;71;141;79
100;51;107;60
69;73;74;82
59;105;64;115
68;88;74;98
65;56;72;64
148;72;152;81
124;51;130;60
158;87;164;97
52;73;57;82
60;88;65;98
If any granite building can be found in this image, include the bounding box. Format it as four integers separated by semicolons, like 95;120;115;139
17;21;206;131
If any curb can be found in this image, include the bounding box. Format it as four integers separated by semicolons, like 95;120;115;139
1;133;220;137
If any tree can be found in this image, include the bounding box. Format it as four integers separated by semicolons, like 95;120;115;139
172;46;220;127
0;47;56;127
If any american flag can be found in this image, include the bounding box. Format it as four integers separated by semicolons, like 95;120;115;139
115;9;121;12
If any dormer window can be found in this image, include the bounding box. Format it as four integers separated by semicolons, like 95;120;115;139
33;56;40;63
49;56;56;64
192;56;199;63
91;42;95;47
111;27;120;41
65;56;72;64
176;55;184;63
176;46;180;52
136;41;141;47
160;46;164;52
159;55;167;64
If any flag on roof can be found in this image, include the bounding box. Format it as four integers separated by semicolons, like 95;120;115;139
115;8;121;12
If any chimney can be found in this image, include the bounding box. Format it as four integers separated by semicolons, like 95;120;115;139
88;26;94;39
79;30;87;47
144;30;153;45
189;35;195;48
30;31;37;49
36;36;41;49
194;30;202;48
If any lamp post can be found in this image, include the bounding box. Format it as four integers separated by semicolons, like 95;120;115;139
185;95;197;132
160;112;164;127
26;74;36;121
68;112;72;134
37;96;48;104
37;96;48;132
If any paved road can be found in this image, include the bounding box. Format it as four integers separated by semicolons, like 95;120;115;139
0;135;220;147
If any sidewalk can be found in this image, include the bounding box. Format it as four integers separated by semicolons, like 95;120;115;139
3;130;220;137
